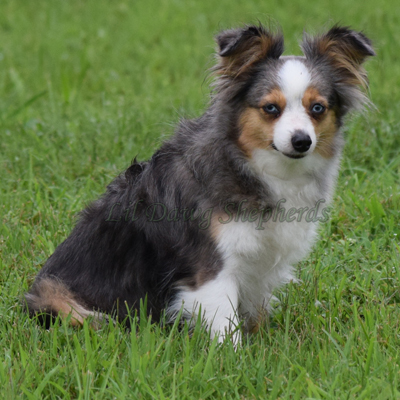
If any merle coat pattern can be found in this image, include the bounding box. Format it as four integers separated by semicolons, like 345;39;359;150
26;24;374;341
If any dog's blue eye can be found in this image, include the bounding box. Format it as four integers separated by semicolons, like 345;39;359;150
262;104;280;116
311;103;326;114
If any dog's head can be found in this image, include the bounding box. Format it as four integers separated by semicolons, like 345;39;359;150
214;25;375;162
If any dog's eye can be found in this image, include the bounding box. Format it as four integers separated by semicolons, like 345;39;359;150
311;103;326;115
262;104;280;116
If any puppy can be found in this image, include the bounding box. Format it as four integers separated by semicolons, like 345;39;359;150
25;24;374;342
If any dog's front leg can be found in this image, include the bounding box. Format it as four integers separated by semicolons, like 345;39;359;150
170;270;241;345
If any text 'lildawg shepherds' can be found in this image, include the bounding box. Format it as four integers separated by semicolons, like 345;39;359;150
106;199;330;230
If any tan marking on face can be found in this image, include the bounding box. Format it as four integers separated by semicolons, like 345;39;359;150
314;109;338;158
261;88;287;112
238;89;286;157
302;87;328;111
302;87;338;158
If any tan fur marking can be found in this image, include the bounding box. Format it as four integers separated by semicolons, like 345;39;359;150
238;108;274;157
210;212;224;241
218;35;281;77
302;87;328;111
314;110;338;158
261;89;287;113
246;309;269;334
301;88;338;158
317;38;369;88
238;90;286;157
173;212;230;290
26;277;106;328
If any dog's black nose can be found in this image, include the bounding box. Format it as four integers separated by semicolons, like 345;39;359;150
291;131;312;153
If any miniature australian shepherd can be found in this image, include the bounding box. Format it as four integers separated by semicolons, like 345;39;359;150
26;24;375;343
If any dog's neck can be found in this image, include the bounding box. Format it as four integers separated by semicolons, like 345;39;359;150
249;146;343;206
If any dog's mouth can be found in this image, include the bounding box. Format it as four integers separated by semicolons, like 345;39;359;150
282;153;306;159
271;143;306;159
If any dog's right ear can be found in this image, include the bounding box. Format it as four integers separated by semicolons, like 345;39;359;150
215;25;284;77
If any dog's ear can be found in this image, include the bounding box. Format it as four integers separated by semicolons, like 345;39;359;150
302;26;375;88
215;25;284;77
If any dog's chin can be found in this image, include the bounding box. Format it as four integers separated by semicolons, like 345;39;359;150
271;143;307;159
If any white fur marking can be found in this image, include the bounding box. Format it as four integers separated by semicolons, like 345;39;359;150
274;60;316;154
279;59;311;100
169;269;241;344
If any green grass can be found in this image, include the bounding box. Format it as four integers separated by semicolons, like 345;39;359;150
1;0;400;398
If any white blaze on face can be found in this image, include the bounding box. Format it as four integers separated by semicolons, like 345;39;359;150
273;59;316;154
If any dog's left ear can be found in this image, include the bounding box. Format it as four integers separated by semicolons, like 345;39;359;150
215;25;284;77
301;26;375;89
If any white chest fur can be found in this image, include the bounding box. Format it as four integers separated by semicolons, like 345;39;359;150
215;149;340;319
169;149;340;342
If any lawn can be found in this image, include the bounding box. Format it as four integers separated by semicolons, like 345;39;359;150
1;0;399;398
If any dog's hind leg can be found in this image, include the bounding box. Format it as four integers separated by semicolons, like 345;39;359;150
24;276;107;328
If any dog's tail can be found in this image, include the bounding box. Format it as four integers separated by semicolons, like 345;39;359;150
24;277;106;328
